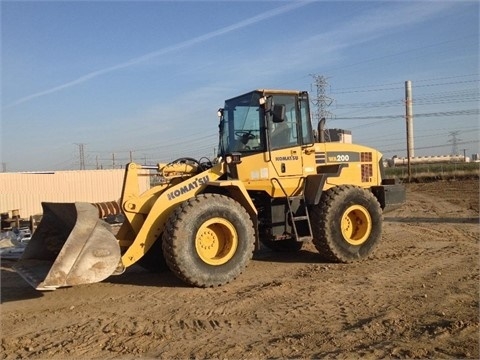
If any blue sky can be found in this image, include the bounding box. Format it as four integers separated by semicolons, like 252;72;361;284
1;0;478;171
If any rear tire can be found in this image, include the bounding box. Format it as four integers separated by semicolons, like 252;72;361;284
162;194;255;287
311;185;382;262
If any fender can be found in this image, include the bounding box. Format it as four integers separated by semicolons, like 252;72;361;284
207;180;259;249
120;163;224;267
305;163;347;205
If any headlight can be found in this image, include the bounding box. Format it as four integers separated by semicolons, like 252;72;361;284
225;153;242;164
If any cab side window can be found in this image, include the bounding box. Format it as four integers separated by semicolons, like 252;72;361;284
269;95;298;149
299;94;314;145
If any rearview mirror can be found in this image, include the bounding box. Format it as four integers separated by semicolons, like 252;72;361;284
272;104;286;123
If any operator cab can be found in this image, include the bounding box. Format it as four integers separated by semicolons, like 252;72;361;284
218;90;314;158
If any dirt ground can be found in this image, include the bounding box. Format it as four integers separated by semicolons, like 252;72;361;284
1;179;479;359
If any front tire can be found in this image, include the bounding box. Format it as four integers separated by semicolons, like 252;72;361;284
162;194;255;287
311;185;382;262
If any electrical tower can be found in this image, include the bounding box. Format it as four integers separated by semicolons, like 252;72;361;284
448;131;461;155
75;143;86;170
310;74;334;141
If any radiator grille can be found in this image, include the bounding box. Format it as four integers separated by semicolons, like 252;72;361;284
361;152;372;162
361;164;373;182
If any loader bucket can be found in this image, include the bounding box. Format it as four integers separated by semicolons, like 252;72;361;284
14;202;121;291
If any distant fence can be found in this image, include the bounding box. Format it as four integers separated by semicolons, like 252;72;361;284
0;169;150;219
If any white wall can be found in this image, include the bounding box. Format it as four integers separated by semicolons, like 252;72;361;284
0;169;150;218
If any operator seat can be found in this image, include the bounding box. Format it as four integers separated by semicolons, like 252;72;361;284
271;120;290;148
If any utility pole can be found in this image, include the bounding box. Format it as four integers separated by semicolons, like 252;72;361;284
311;74;334;141
405;81;414;181
405;81;415;158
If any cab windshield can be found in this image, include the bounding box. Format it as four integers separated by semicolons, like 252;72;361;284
219;91;265;156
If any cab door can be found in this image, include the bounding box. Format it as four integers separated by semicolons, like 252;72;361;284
268;93;313;177
270;146;304;176
268;94;303;176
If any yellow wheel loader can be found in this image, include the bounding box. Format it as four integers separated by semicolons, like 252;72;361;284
14;89;405;290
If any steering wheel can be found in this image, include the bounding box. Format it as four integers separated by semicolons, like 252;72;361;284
235;130;255;140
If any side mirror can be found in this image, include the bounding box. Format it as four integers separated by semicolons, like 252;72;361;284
272;104;286;123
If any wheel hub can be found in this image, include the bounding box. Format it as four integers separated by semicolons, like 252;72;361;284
195;218;238;265
341;205;372;246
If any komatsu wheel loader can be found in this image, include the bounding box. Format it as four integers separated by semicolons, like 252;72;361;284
14;89;405;290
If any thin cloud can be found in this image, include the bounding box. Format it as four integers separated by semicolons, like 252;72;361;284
5;0;314;109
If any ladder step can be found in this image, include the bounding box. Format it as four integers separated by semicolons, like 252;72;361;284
292;215;309;221
297;236;313;242
289;196;303;200
272;176;314;243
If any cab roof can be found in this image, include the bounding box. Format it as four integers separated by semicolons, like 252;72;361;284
225;89;306;102
255;89;304;95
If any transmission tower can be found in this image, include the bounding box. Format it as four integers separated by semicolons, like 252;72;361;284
448;131;461;155
75;143;86;170
310;74;334;141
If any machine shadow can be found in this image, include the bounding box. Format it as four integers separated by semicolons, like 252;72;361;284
1;262;44;303
104;264;190;288
252;246;330;264
107;246;331;287
1;250;328;300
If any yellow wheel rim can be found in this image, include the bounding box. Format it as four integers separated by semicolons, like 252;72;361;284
195;218;238;265
341;205;372;246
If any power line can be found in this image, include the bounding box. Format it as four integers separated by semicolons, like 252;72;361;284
331;74;479;94
415;73;479;83
383;140;478;154
336;88;479;109
336;109;479;121
365;127;479;145
86;133;217;155
323;34;478;76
